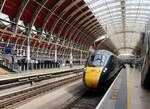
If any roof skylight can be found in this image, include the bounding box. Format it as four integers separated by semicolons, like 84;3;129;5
84;0;150;54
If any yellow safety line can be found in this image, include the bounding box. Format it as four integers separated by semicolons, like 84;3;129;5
127;68;132;109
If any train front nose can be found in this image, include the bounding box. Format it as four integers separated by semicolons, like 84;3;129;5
85;67;103;88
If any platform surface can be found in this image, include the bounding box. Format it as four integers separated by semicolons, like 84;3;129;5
0;65;83;80
96;66;150;109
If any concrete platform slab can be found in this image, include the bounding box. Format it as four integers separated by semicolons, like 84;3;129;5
96;66;150;109
0;65;83;80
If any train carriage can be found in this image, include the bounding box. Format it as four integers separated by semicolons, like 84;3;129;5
83;50;124;89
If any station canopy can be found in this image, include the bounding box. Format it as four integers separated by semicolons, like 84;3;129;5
84;0;150;54
0;0;149;56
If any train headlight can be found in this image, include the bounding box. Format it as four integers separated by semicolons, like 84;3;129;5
83;68;86;72
103;68;108;73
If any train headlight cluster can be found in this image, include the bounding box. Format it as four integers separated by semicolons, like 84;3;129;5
103;68;107;72
83;68;86;72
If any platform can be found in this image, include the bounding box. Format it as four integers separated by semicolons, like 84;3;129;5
96;66;150;109
0;65;83;80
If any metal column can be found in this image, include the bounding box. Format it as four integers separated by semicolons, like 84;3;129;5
80;50;82;65
70;48;73;67
27;28;31;71
55;44;57;62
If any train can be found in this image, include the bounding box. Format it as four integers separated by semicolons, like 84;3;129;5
83;50;124;89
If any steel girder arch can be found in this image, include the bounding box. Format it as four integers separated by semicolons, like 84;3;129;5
5;0;29;47
0;24;10;41
0;27;23;50
77;27;96;45
0;0;6;12
4;0;30;50
67;29;90;50
61;4;94;38
73;31;86;47
71;30;83;46
35;0;65;41
83;25;102;39
79;38;91;51
68;14;103;41
83;21;100;33
45;43;54;55
48;44;54;56
95;29;105;35
69;19;99;43
47;0;74;33
90;30;102;38
68;22;97;47
62;14;94;43
45;44;52;55
41;43;47;55
39;0;87;47
68;27;99;51
11;0;29;34
65;16;95;41
65;16;99;46
49;0;83;46
69;19;99;45
87;25;102;34
59;10;91;42
53;11;93;46
0;0;91;55
81;34;95;48
51;0;82;34
14;31;27;49
94;32;104;38
90;27;105;37
0;25;30;50
25;0;49;33
75;29;95;46
58;4;89;37
79;18;101;32
44;43;52;54
31;0;65;51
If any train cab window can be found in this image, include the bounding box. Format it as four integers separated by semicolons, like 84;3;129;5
86;54;107;67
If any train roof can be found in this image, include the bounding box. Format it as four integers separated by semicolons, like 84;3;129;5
94;50;113;56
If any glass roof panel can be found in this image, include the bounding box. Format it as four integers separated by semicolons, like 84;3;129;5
84;0;150;54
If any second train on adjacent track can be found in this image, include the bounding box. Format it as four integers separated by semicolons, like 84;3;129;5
83;50;124;89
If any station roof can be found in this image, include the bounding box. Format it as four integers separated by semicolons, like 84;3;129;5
0;0;106;55
0;0;149;56
85;0;149;54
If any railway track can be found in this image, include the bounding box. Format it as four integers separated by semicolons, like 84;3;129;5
0;69;82;90
62;90;105;109
0;73;82;109
61;72;121;109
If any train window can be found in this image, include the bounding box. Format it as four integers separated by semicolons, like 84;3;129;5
86;54;107;67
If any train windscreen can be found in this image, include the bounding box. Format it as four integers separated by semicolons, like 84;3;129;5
86;54;107;67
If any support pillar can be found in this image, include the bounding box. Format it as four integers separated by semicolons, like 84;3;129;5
26;28;31;71
80;50;82;65
70;48;73;68
55;44;57;62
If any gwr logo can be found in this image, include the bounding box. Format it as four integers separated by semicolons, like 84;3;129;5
91;69;96;72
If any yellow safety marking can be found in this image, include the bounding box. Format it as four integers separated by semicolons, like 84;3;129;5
127;68;132;109
0;67;9;74
85;67;103;88
111;89;119;99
